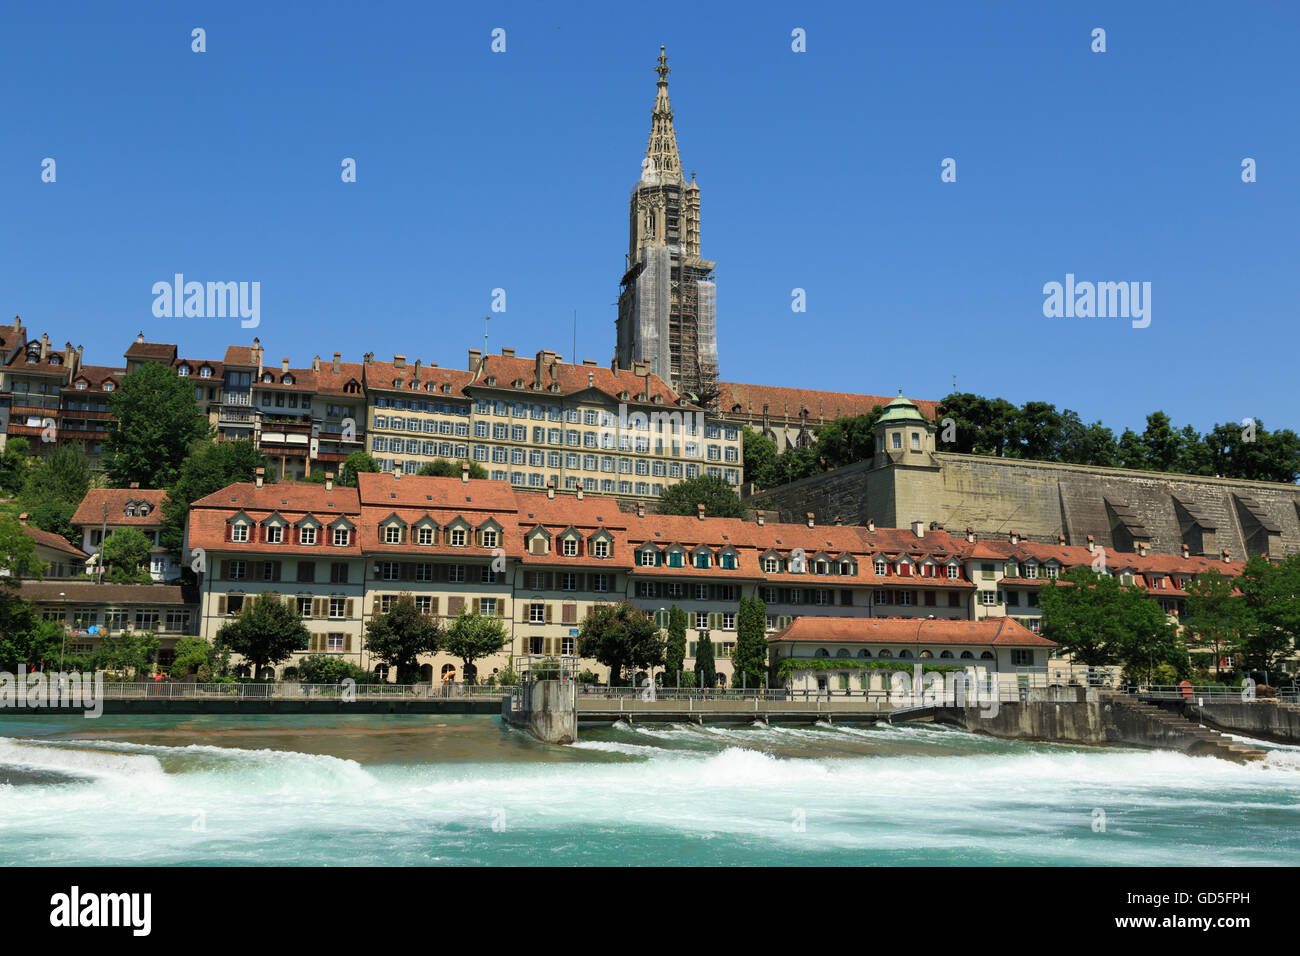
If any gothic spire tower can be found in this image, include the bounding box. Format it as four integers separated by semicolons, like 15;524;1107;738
614;46;718;403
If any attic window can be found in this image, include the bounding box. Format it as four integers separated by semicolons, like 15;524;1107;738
177;367;189;377
75;380;87;390
103;383;115;391
283;375;294;385
485;377;496;386
262;373;273;383
200;367;212;377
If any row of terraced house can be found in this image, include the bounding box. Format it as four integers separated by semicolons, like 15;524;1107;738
0;318;754;498
161;470;1244;683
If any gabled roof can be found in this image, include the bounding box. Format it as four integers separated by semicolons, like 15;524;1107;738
769;616;1056;648
716;381;941;423
22;525;88;559
71;489;169;527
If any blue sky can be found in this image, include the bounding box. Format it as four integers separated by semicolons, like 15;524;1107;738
2;0;1296;436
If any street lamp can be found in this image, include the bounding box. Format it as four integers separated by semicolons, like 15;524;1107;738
58;592;66;671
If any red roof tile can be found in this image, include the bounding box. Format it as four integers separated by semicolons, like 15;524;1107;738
770;616;1056;648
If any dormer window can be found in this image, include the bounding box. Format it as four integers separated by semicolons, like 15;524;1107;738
125;504;136;517
481;529;498;548
417;526;434;546
178;366;190;377
283;374;294;385
300;526;318;545
763;555;780;574
103;383;115;392
200;367;212;378
384;525;403;545
640;550;657;567
75;380;87;390
593;539;610;559
332;527;351;547
231;523;249;543
450;528;467;547
137;504;150;517
562;538;577;557
875;559;888;576
266;525;283;544
694;551;709;569
946;563;960;579
721;551;737;571
263;373;273;383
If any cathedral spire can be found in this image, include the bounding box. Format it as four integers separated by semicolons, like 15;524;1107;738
643;45;682;184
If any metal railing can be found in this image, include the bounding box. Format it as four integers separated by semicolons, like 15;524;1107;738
1137;683;1300;704
93;681;510;700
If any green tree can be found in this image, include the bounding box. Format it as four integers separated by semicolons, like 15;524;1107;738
296;654;370;683
1039;566;1168;671
664;605;687;681
18;444;91;545
658;473;745;518
0;514;43;588
339;451;379;487
0;617;64;672
417;458;487;479
1183;569;1247;679
740;428;780;489
934;393;1018;456
170;636;215;676
694;631;717;689
159;439;266;554
103;362;212;489
1235;554;1300;675
214;591;310;678
1203;419;1300;483
442;609;509;684
101;526;153;577
1008;401;1063;461
814;410;883;469
732;595;768;688
94;630;160;680
0;437;31;495
363;593;441;682
577;601;663;685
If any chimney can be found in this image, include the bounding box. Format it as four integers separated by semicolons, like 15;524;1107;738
255;468;265;489
756;513;764;526
1137;541;1148;558
834;515;843;526
17;513;27;525
325;472;334;492
135;331;144;344
333;352;341;373
393;355;405;369
1009;530;1019;545
312;355;320;372
636;502;646;518
868;519;876;533
912;520;925;538
806;512;815;529
582;359;597;367
129;482;139;489
1058;534;1066;545
500;347;515;358
1181;543;1189;558
698;504;706;520
461;462;470;484
281;357;289;373
1221;548;1230;563
576;487;583;501
1086;535;1096;554
467;348;481;370
965;527;975;543
40;333;49;360
546;484;555;499
363;351;373;366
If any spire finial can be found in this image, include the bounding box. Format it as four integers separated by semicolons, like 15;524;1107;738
657;45;669;84
642;46;682;182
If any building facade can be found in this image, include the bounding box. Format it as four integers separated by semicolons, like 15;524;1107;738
183;474;1237;683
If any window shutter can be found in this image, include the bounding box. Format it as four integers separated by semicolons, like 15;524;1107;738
545;604;553;623
472;598;481;614
709;612;721;629
309;634;319;652
430;598;440;616
345;599;354;618
449;596;464;615
224;523;232;541
562;603;576;624
217;596;227;615
220;560;229;580
344;635;352;652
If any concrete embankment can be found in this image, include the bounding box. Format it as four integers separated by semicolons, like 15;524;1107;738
1149;699;1300;746
934;687;1264;764
502;681;576;744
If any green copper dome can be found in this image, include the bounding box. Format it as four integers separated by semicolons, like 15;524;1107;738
876;391;928;426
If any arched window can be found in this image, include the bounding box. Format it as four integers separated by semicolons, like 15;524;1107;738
899;649;913;659
939;650;954;659
878;649;893;658
814;648;829;658
856;649;871;658
440;664;456;682
980;651;995;660
919;650;933;659
835;648;850;658
960;651;974;659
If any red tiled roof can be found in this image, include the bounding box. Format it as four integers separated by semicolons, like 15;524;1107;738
71;489;169;527
769;616;1056;648
124;341;178;362
716;382;941;423
223;345;258;367
69;365;124;390
22;525;88;559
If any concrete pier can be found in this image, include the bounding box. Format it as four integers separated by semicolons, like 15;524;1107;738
502;680;577;744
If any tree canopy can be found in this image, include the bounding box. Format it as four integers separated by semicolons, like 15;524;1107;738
214;591;310;677
441;609;509;683
417;458;487;479
577;601;664;685
363;593;441;682
103;362;212;489
658;473;746;518
160;439;266;554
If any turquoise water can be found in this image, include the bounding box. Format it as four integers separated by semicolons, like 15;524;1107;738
1;715;1297;866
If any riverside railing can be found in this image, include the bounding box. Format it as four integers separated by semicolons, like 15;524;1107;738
1137;684;1300;704
94;682;513;700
